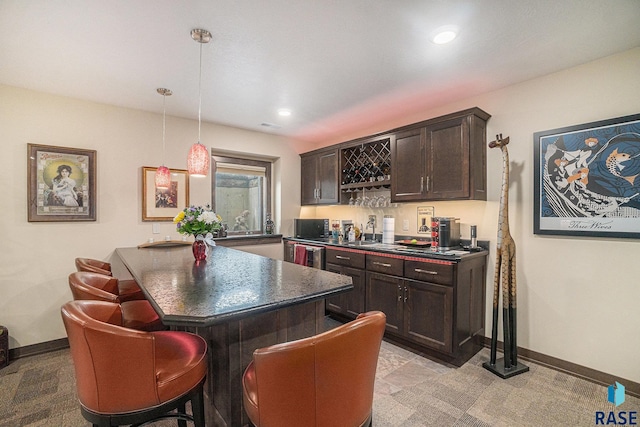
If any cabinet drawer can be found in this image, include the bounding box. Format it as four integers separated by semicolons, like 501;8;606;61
366;254;404;276
404;260;453;285
325;248;365;269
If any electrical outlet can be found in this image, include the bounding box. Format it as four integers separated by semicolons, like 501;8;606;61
402;219;409;231
152;223;160;234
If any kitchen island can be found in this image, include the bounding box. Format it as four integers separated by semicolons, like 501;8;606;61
113;245;353;427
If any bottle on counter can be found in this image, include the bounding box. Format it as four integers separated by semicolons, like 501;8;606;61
348;226;356;242
265;214;274;234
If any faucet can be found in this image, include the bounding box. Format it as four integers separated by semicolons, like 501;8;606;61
366;215;376;241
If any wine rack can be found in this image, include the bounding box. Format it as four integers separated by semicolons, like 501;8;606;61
340;138;391;191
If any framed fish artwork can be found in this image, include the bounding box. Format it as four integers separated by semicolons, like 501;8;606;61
534;113;640;238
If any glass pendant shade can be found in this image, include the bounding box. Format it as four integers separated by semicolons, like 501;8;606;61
187;142;210;177
188;29;212;178
155;165;171;189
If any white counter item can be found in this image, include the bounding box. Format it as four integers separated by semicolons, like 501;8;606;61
348;226;356;242
470;225;477;248
382;216;395;244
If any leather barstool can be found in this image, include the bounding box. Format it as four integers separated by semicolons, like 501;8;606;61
61;300;207;427
242;311;386;427
68;271;164;332
75;257;144;302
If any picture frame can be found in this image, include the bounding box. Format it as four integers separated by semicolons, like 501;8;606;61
533;113;640;239
417;206;435;234
27;144;97;222
142;167;189;221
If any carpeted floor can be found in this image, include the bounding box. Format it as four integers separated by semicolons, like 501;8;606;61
1;336;637;426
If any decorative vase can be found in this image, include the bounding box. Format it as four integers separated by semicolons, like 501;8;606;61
192;239;207;262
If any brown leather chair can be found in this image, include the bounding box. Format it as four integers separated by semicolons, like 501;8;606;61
68;271;164;332
242;311;386;427
61;300;207;427
75;257;144;302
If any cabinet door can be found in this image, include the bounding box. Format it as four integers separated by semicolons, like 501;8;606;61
426;116;470;199
343;266;365;318
326;264;365;320
366;272;403;335
325;263;348;315
404;278;453;354
317;149;339;204
300;154;319;205
391;128;427;202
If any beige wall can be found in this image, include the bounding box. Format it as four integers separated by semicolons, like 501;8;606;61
303;48;640;383
1;84;300;349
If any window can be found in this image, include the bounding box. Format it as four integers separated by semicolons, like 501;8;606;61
212;155;272;235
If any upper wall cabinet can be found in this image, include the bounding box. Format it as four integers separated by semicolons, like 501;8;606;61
301;147;339;205
391;108;490;202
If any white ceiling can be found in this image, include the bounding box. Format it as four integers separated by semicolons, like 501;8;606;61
1;1;639;143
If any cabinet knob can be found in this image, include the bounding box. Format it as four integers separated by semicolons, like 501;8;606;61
404;286;408;302
397;285;402;301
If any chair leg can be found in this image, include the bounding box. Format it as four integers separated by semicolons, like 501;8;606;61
191;385;205;427
177;403;187;427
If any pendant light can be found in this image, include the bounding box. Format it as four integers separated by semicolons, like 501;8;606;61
187;28;212;177
155;88;172;189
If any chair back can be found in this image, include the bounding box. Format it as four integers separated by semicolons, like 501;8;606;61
61;300;160;413
75;257;112;276
244;311;385;427
69;271;120;302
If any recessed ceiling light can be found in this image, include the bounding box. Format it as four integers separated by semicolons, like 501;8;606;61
431;26;458;44
277;108;292;117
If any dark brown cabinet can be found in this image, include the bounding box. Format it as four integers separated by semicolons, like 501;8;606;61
391;107;490;202
300;147;339;205
284;239;487;366
325;248;366;318
365;260;453;354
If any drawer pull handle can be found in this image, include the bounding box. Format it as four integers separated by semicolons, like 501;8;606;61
372;261;392;268
335;255;351;260
414;268;438;275
404;286;408;302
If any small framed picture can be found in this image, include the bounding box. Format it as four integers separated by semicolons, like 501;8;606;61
533;113;640;238
27;144;97;222
417;206;435;234
142;167;189;221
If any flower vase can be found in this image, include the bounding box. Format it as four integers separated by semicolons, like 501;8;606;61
192;238;207;262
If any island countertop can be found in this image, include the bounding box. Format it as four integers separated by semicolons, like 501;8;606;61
115;245;353;327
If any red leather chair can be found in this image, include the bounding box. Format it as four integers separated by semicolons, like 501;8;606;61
61;300;207;427
75;257;144;302
68;271;164;332
242;311;386;427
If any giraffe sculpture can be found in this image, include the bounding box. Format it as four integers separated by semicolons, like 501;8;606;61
483;134;529;378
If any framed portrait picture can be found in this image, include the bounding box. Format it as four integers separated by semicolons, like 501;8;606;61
533;113;640;239
27;144;97;222
142;167;189;221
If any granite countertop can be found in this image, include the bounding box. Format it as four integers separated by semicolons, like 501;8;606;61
115;245;352;327
284;237;488;261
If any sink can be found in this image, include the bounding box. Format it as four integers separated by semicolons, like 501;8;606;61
343;240;379;246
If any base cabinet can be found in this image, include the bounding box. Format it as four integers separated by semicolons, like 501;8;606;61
285;239;487;366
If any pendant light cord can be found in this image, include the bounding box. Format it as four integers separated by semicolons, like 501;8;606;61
162;92;167;165
198;41;203;144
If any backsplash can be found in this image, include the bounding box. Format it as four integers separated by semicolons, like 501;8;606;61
300;199;495;243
